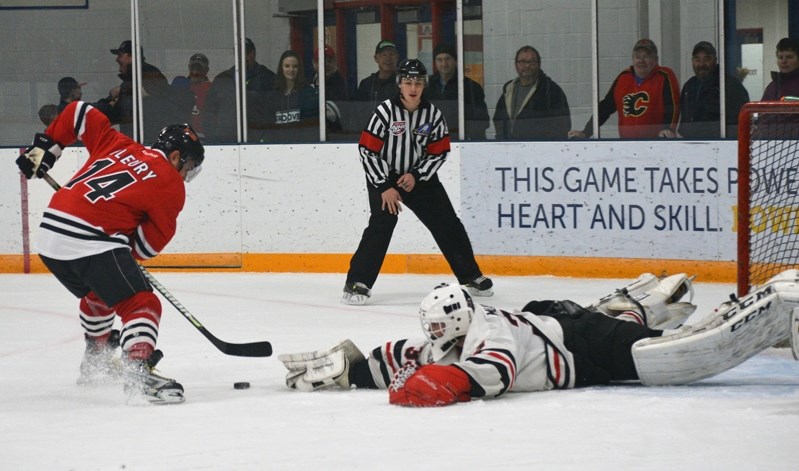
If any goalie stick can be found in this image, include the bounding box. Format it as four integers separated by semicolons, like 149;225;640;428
41;172;272;357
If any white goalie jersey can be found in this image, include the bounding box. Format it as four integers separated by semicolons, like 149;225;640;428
366;304;576;397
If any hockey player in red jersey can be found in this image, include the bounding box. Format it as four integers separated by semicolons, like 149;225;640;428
280;270;799;407
16;100;204;404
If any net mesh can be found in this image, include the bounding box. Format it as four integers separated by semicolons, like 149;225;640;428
745;109;799;290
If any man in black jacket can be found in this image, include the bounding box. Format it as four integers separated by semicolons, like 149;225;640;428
356;40;400;108
423;43;490;140
678;41;750;139
493;45;571;140
203;38;276;143
105;40;193;142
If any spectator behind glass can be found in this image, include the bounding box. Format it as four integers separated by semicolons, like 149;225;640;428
58;76;119;126
569;39;680;139
203;38;276;143
493;46;571;140
678;41;749;139
423;43;490;140
57;77;86;113
356;39;400;108
105;40;193;141
312;45;347;136
312;45;348;101
172;53;212;139
249;50;318;143
762;37;799;100
38;104;59;126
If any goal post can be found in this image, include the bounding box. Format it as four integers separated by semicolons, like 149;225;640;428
737;100;799;296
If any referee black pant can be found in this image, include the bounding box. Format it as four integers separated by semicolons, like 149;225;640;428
346;174;483;289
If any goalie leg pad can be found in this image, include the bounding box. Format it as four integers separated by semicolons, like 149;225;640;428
278;340;366;391
632;283;792;386
590;273;696;330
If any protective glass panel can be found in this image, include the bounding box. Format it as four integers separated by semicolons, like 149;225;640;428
591;1;721;140
0;0;129;145
727;0;794;137
243;0;320;143
483;0;591;141
137;0;236;144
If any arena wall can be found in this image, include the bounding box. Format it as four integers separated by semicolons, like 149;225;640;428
1;140;739;281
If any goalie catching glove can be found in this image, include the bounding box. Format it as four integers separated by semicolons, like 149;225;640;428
278;339;365;391
16;133;62;179
388;363;471;407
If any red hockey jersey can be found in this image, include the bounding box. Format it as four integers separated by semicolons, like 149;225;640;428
36;101;186;261
599;65;680;138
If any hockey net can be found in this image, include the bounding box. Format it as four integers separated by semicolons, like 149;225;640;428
738;101;799;296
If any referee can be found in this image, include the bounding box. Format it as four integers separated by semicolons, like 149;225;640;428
342;58;493;305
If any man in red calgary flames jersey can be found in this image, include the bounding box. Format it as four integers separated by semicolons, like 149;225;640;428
16;100;204;404
569;39;680;139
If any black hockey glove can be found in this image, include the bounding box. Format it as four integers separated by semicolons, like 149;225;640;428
16;133;62;179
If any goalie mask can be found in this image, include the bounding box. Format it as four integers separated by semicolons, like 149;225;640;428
419;283;475;361
152;123;205;182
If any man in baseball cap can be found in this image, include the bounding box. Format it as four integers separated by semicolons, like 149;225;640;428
314;45;336;61
692;40;717;57
57;77;86;113
678;40;749;138
355;39;400;106
569;38;680;139
633;38;658;55
375;39;398;54
110;40;132;55
170;53;212;137
106;39;171;137
189;52;209;70
312;45;347;101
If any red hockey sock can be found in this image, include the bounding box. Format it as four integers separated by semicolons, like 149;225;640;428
114;291;162;361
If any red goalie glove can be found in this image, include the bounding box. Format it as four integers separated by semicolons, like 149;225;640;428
388;364;471;407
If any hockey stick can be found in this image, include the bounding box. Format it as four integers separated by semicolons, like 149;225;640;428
40;172;273;357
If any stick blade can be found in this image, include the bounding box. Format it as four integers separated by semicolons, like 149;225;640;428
216;340;273;357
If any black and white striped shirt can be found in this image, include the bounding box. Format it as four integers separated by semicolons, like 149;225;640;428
358;96;451;192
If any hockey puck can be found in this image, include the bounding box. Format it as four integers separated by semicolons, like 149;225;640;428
234;382;250;390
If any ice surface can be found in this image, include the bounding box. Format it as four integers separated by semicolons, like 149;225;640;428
1;272;797;470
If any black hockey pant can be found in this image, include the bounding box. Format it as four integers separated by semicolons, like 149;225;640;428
40;248;152;306
523;300;662;387
346;175;482;288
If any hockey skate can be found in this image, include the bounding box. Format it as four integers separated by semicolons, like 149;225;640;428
123;357;184;405
464;276;493;297
77;330;122;386
342;282;371;305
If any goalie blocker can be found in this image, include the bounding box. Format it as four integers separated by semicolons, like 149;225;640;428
279;339;365;391
633;269;799;385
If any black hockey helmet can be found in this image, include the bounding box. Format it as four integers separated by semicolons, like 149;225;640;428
396;58;428;86
152;123;205;181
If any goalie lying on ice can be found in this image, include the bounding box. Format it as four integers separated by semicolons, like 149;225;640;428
279;270;799;407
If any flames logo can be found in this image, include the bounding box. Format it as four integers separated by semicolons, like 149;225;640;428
622;92;649;117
